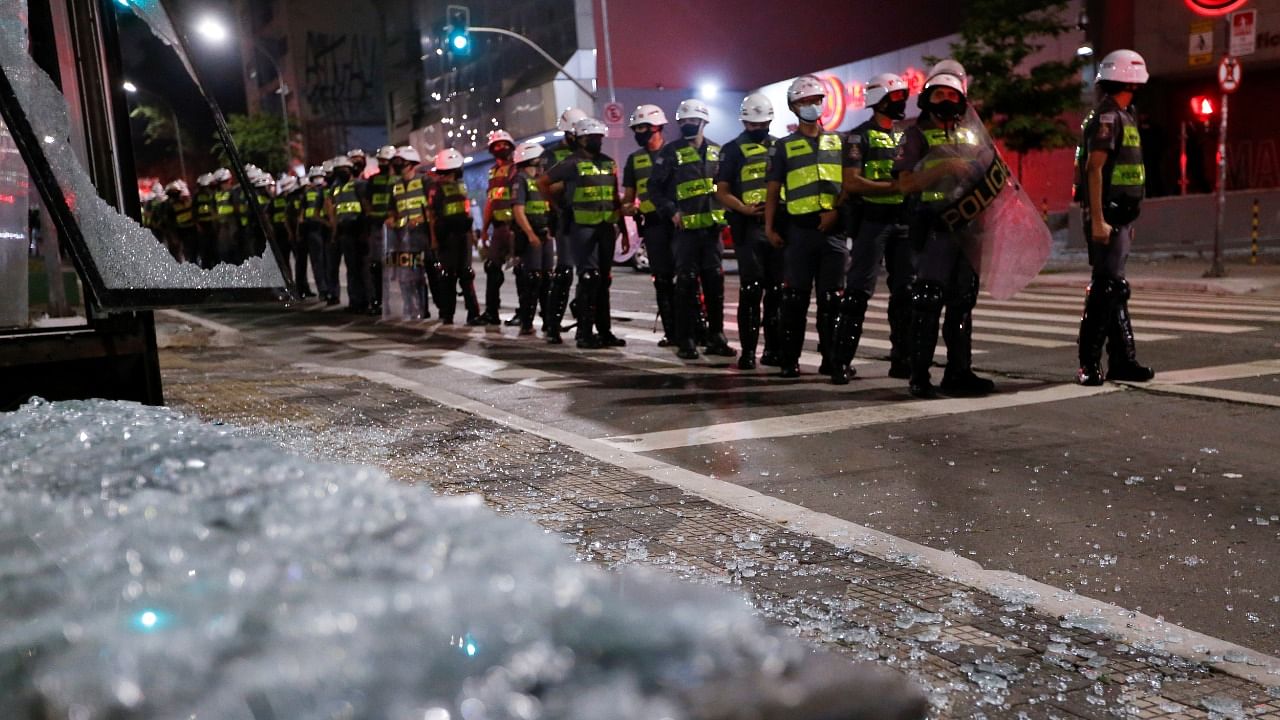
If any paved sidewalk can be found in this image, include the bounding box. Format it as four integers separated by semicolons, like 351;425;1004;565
161;345;1280;718
1038;256;1280;297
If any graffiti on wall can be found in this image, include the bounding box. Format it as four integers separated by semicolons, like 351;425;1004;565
303;32;381;122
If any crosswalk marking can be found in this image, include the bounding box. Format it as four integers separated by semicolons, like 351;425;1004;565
1013;291;1280;316
976;295;1280;323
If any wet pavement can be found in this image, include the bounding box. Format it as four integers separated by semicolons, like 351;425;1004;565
161;342;1280;718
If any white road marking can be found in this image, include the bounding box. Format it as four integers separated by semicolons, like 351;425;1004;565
598;383;1117;452
1011;291;1280;316
977;295;1280;322
1146;358;1280;385
1132;383;1280;408
295;362;1280;687
965;307;1257;334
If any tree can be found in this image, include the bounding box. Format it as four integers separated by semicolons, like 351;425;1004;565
930;0;1087;177
213;112;292;172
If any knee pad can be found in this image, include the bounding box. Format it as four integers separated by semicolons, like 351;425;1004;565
653;273;675;289
1113;277;1131;301
554;266;574;284
440;269;457;285
676;271;700;293
462;267;476;282
579;268;600;283
483;259;503;275
740;279;764;302
818;290;842;312
840;291;869;314
911;281;944;312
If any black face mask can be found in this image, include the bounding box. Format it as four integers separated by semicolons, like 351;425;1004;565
633;129;655;147
743;128;769;143
920;97;966;122
679;123;702;139
334;169;352;183
493;147;513;161
882;99;908;120
583;137;603;154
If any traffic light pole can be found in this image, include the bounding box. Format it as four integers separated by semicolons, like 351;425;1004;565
1207;91;1229;278
468;26;598;103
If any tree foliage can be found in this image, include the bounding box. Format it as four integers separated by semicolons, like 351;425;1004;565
129;104;178;148
213;112;292;172
931;0;1086;165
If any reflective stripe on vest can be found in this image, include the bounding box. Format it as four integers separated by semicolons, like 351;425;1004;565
862;128;905;205
921;127;980;203
782;132;842;215
214;190;235;219
674;142;725;230
240;191;269;227
552;145;575;165
439;180;470;218
738;140;771;206
1111;125;1145;188
332;181;362;220
174;200;195;228
302;189;325;220
393;177;428;228
271;196;289;223
628;150;657;213
521;176;550;219
368;173;393;219
487;163;515;222
572;159;618;226
194;191;214;222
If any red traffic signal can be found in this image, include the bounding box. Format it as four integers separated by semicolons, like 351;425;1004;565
1190;95;1215;121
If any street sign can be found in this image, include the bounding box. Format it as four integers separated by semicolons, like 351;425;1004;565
1230;9;1257;56
1189;20;1215;66
603;101;625;125
1219;55;1242;93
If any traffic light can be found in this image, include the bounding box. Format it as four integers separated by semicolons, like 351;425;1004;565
1190;95;1215;126
445;5;471;56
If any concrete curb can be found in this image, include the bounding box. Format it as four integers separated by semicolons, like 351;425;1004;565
1031;272;1280;296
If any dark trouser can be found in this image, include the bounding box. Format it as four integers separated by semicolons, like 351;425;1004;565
839;216;913;367
1079;216;1148;379
367;220;389;309
642;215;677;340
436;227;480;323
909;227;979;385
732;217;784;360
300;221;329;296
271;223;292;278
176;228;199;265
777;222;848;372
197;224;217;269
674;226;726;352
483;222;513;318
336;219;369;308
215;221;240;266
324;224;341;300
569;222;615;339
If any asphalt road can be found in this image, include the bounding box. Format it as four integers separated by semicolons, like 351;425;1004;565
190;260;1280;657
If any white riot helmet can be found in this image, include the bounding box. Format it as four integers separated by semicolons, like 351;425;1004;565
558;107;588;133
434;148;465;171
487;129;515;148
394;145;421;164
787;75;827;103
196;172;214;187
347;148;366;160
212;167;232;183
513;141;545;164
865;73;908;107
572;117;607;137
629;104;668;128
164;179;189;196
278;175;299;194
674;98;711;123
321;159;335;174
739;93;774;123
924;61;967;95
375;145;396;161
1096;49;1149;85
307;165;326;179
331;155;353;169
252;172;274;188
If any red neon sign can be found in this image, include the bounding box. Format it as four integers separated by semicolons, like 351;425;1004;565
813;66;927;129
1185;0;1248;17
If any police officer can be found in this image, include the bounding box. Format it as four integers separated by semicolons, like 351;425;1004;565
428;148;483;325
1075;50;1155;386
270;175;296;279
716;93;782;370
283;174;315;297
388;145;430;320
650;99;734;360
539;117;626;349
211;167;239;265
481;129;518;325
764;76;854;379
348;148;368;178
327;155;371;313
833;73;914;383
511;141;554;336
893;61;995;398
193;173;217;269
165;180;198;264
621;104;677;346
364;146;396;315
248;170;275;258
536;108;588;343
300;166;333;302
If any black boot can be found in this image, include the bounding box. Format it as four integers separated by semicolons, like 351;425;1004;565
506;266;527;326
816;291;839;377
702;269;736;357
482;259;504;324
461;267;483;326
1105;278;1155;382
830;292;869;385
674;271;701;359
538;268;552;327
760;283;783;367
596;273;626;347
1076;280;1111;386
653;274;677;347
437;269;458;324
908;282;943;399
574;271;603;349
737;280;764;370
696;286;710;348
887;288;912;379
424;258;444;318
545;267;573;344
519;270;540;335
777;288;809;378
940;305;994;396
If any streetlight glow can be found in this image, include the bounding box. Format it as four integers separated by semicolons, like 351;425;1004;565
122;81;138;93
195;16;229;44
698;82;719;100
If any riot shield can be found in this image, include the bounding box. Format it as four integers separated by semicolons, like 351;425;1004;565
382;224;427;321
915;108;1052;300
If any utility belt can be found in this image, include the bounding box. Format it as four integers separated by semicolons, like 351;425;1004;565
1102;196;1141;227
859;200;906;225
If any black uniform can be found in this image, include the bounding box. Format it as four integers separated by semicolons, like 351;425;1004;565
511;172;555;334
194;185;217;268
428;174;482;324
1074;95;1153;384
299;181;332;300
624;145;678;344
331;176;369;310
364;168;395;312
